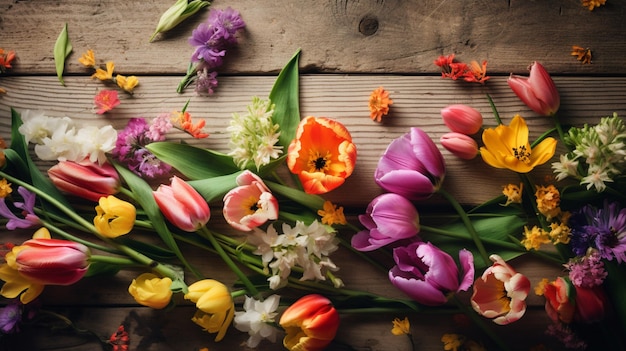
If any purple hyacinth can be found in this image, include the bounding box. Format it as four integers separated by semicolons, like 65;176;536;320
188;7;245;67
569;201;626;263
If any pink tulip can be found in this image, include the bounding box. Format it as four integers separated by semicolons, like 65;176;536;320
223;170;278;231
153;176;210;232
15;238;90;286
542;276;575;324
573;285;608;323
471;255;531;325
279;294;340;351
440;132;478;160
440;104;483;135
48;159;120;202
375;128;445;201
351;193;420;251
389;241;474;306
508;61;560;116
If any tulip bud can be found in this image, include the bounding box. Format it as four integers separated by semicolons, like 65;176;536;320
541;276;576;324
15;238;90;286
279;294;340;351
440;104;483;135
440;132;479;160
573;285;608;323
48;159;120;202
128;273;173;309
94;196;136;238
153;176;210;232
150;0;210;42
508;61;560;116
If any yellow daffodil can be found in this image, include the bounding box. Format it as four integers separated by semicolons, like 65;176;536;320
116;74;139;93
92;61;115;81
128;273;173;309
93;195;136;238
480;115;556;173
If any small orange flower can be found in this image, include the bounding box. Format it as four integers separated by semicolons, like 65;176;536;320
171;111;209;138
581;0;606;11
78;49;96;68
317;201;347;225
0;49;16;72
368;86;393;122
464;60;490;84
92;61;115;81
287;116;357;194
571;45;592;64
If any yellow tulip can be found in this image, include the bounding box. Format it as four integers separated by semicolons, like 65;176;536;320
93;195;136;238
184;279;234;341
480;115;556;173
128;273;173;309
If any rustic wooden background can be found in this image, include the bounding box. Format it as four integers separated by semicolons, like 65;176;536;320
1;0;625;350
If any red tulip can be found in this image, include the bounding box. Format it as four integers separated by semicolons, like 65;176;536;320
15;238;90;286
440;104;483;135
508;61;560;116
440;132;479;160
279;294;340;351
542;277;576;324
48;159;120;202
153;176;210;232
573;285;608;323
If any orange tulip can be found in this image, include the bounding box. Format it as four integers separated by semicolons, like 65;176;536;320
279;294;340;351
287;117;356;194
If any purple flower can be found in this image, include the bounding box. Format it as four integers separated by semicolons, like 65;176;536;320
351;193;420;251
208;7;246;44
0;186;40;230
389;241;474;306
0;301;22;334
188;7;245;66
111;118;172;178
195;68;219;95
566;251;607;288
375;128;445;201
569;201;626;263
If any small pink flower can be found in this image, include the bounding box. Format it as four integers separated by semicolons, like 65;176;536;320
471;255;531;325
223;170;278;231
508;61;560;116
153;176;210;232
440;132;478;160
440;104;483;135
94;89;120;114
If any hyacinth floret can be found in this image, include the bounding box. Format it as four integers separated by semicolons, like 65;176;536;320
227;97;282;170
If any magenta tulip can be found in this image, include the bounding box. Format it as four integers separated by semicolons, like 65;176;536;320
389;241;474;306
153;176;210;232
48;159;120;202
223;170;279;231
15;238;90;286
375;128;445;201
440;132;478;160
508;61;560;116
351;193;420;251
440;104;483;135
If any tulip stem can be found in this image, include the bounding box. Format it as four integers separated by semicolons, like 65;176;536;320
89;255;140;266
198;226;260;297
486;93;502;125
37;217;122;255
437;188;490;264
451;295;511;351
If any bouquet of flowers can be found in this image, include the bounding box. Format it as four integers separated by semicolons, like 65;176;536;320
1;5;625;351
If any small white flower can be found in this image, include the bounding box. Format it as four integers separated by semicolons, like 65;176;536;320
76;125;118;165
234;295;281;348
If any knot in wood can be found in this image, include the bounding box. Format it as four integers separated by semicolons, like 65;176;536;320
359;15;378;36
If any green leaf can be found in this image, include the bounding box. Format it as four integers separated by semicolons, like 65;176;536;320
269;49;301;149
146;142;239;180
266;179;325;212
187;172;241;203
54;23;73;86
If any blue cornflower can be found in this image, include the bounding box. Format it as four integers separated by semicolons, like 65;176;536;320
569;201;626;263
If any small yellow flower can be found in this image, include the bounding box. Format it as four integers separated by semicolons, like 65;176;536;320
571;45;592;64
368;86;393;122
391;317;410;336
535;185;561;221
502;183;523;206
441;333;463;351
318;201;347;225
480;115;557;173
534;278;550;296
128;273;173;309
549;222;571;245
92;61;115;81
0;178;12;198
116;74;139;93
581;0;606;11
93;195;136;238
78;49;96;68
521;225;551;251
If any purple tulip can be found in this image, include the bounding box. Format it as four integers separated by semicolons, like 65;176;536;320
389;241;474;306
351;193;420;251
374;128;445;201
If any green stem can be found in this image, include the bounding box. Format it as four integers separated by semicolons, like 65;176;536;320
89;254;139;266
551;112;567;146
38;218;121;254
437;188;490;263
486;93;502;125
176;62;197;94
530;127;558;148
451;295;511;351
198;226;259;297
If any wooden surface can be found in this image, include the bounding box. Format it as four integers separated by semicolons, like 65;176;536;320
1;1;625;350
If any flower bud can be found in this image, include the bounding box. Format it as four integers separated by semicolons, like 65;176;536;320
15;238;90;286
440;132;479;160
279;294;340;351
153;176;210;232
508;61;560;116
440;104;483;135
94;196;136;238
128;273;173;309
48;159;120;202
150;0;210;42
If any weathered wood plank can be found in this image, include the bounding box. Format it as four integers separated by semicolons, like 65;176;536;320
1;0;625;75
2;75;625;207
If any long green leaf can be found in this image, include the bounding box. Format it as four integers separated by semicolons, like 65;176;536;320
269;49;301;149
146;142;239;180
187;172;241;203
54;23;73;86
